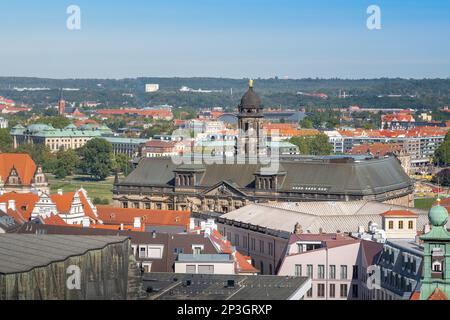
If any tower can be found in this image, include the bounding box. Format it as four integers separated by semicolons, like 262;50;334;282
236;79;264;158
419;199;450;300
58;89;65;115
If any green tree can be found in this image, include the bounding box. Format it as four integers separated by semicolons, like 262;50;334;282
299;118;313;129
112;153;131;175
77;138;113;180
434;131;450;166
0;128;13;152
289;133;332;156
54;149;79;178
432;169;450;187
16;143;56;172
309;134;333;155
31;116;71;129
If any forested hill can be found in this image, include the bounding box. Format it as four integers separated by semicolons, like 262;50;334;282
1;77;450;110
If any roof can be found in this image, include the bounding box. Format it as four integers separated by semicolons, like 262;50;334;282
382;210;418;217
96;206;190;230
219;201;428;234
428;288;448;300
239;86;262;111
0;192;40;221
0;234;128;274
119;156;413;197
143;273;310;300
0;153;37;185
177;253;232;263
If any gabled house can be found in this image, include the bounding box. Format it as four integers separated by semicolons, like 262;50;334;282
0;153;48;194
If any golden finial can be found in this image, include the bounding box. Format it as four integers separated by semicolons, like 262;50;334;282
249;79;253;88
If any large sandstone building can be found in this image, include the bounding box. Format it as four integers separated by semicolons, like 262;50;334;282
113;83;414;212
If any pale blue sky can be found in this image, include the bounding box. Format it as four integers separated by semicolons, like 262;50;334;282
1;0;450;78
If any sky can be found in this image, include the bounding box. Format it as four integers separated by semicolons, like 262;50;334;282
1;0;450;79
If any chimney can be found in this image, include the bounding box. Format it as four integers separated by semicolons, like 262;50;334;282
82;217;90;228
0;202;6;213
120;223;124;231
152;231;156;239
189;218;195;231
134;217;141;229
57;189;63;195
8;200;16;211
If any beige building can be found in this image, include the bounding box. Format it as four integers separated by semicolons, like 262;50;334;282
10;123;113;152
382;210;418;239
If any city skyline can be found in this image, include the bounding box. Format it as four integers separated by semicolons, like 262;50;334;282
1;0;450;79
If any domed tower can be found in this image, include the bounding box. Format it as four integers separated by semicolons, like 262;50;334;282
419;199;450;300
237;79;264;157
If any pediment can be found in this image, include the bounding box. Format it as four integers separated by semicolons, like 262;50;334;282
202;181;247;197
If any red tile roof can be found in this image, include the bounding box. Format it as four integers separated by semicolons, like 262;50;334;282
382;210;418;217
428;288;448;300
96;206;190;229
0;153;37;185
0;192;40;221
351;143;403;156
41;214;67;226
209;229;259;274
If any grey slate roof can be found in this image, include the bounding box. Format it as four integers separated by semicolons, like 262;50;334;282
143;272;309;300
0;234;128;274
118;156;412;196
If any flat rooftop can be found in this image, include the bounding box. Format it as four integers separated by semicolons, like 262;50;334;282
177;254;232;263
143;273;310;300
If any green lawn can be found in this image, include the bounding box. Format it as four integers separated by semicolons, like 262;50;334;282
47;174;115;204
414;197;437;210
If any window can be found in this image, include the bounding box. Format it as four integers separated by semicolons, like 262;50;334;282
243;236;248;249
122;202;128;209
329;265;336;279
307;265;313;278
133;202;139;209
260;262;264;274
234;234;240;246
251;238;256;251
147;247;163;259
352;284;358;298
297;243;303;253
318;265;325;279
340;284;348;298
198;265;214;274
398;220;404;229
155;203;162;210
317;284;325;298
352;265;358;279
340;265;348;279
307;287;313;298
295;264;302;276
139;246;147;258
268;243;274;256
330;284;336;298
388;221;394;229
408;220;414;229
269;264;273;275
227;232;232;241
144;202;151;210
259;240;264;253
174;248;184;254
186;265;196;274
192;246;203;255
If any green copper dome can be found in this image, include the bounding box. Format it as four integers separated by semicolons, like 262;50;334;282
429;201;449;227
